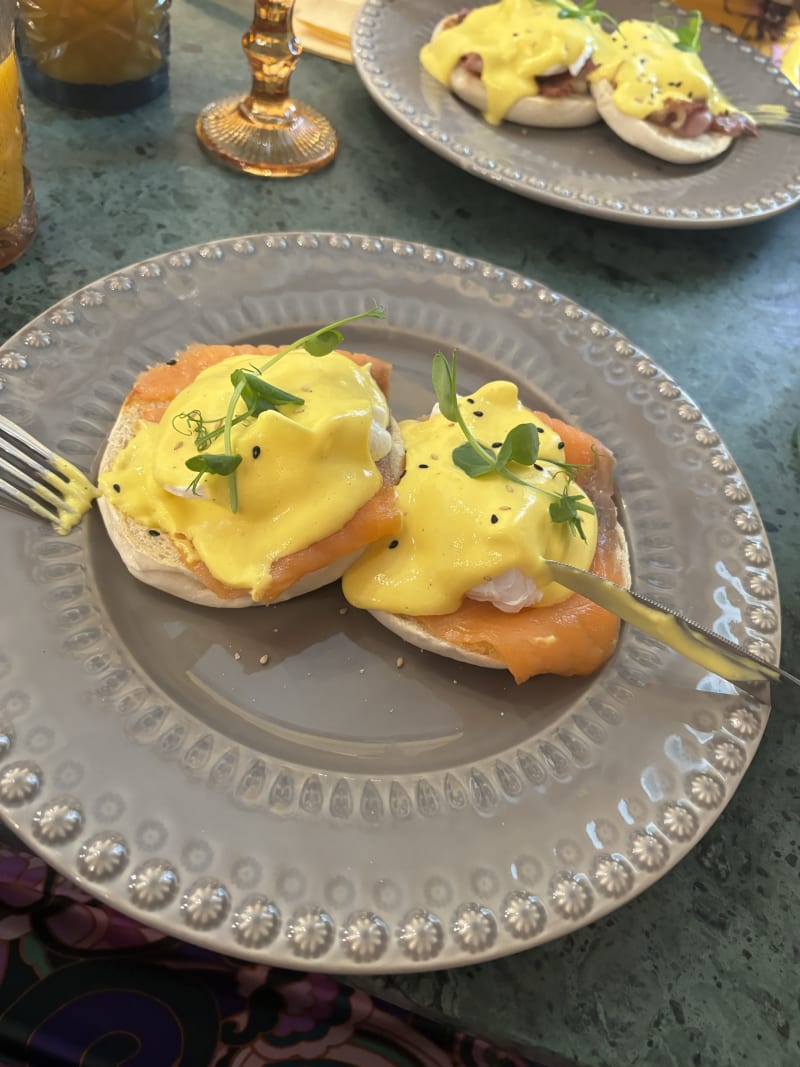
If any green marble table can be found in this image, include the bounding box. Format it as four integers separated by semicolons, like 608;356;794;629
1;3;798;1066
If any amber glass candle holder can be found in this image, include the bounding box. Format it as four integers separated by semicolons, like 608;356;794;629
196;0;338;178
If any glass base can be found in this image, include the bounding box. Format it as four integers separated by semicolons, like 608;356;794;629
0;175;36;271
196;96;338;178
18;59;168;114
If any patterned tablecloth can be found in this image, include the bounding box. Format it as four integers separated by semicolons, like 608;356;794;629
0;835;572;1067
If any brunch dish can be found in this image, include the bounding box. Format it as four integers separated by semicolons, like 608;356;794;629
420;4;755;163
97;321;405;608
352;0;800;226
0;233;779;972
343;360;631;682
422;2;604;128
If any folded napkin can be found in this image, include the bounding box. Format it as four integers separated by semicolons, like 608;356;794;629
295;0;359;64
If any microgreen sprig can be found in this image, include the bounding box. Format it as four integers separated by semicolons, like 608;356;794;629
675;9;702;52
654;8;703;52
431;351;594;540
546;0;620;32
185;451;242;496
183;305;386;512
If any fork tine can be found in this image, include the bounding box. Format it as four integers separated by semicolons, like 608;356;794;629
0;451;74;513
0;414;97;534
757;114;800;128
0;473;62;525
0;433;67;487
746;105;800;131
0;413;55;465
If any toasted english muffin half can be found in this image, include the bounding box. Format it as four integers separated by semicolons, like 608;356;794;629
591;78;733;164
432;14;600;128
98;351;406;609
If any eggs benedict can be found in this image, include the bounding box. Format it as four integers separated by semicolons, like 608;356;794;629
342;356;629;684
98;313;406;608
419;0;606;127
588;16;755;163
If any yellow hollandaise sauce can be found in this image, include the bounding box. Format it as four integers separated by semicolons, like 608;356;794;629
589;19;732;118
419;0;601;124
45;456;98;535
100;351;389;599
343;381;597;616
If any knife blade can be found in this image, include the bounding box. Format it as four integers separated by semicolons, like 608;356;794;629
542;559;798;700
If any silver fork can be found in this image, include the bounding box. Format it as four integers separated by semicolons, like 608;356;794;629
0;414;98;535
743;104;800;133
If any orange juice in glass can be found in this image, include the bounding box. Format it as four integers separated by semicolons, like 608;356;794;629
16;0;171;113
0;0;35;271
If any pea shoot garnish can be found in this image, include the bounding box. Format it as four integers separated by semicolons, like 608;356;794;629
176;306;386;511
431;351;594;540
652;9;703;52
673;9;702;52
546;0;619;32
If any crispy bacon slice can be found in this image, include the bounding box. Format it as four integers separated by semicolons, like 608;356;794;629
710;111;756;137
647;97;755;139
443;8;471;30
461;51;483;74
537;69;576;98
456;54;596;97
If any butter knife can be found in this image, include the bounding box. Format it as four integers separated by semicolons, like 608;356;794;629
542;559;799;700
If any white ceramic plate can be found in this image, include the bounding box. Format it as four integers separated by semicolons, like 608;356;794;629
0;233;778;972
352;0;800;228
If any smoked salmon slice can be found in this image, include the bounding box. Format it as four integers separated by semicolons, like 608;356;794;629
125;342;401;603
128;343;393;424
416;413;625;684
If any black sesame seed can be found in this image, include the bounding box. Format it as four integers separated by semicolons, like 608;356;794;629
466;398;475;405
148;529;160;537
537;427;545;434
534;463;544;471
166;358;177;365
557;441;565;450
399;470;407;480
252;445;261;459
492;442;502;449
418;463;429;469
112;483;121;493
473;411;484;418
490;514;499;524
388;539;399;549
